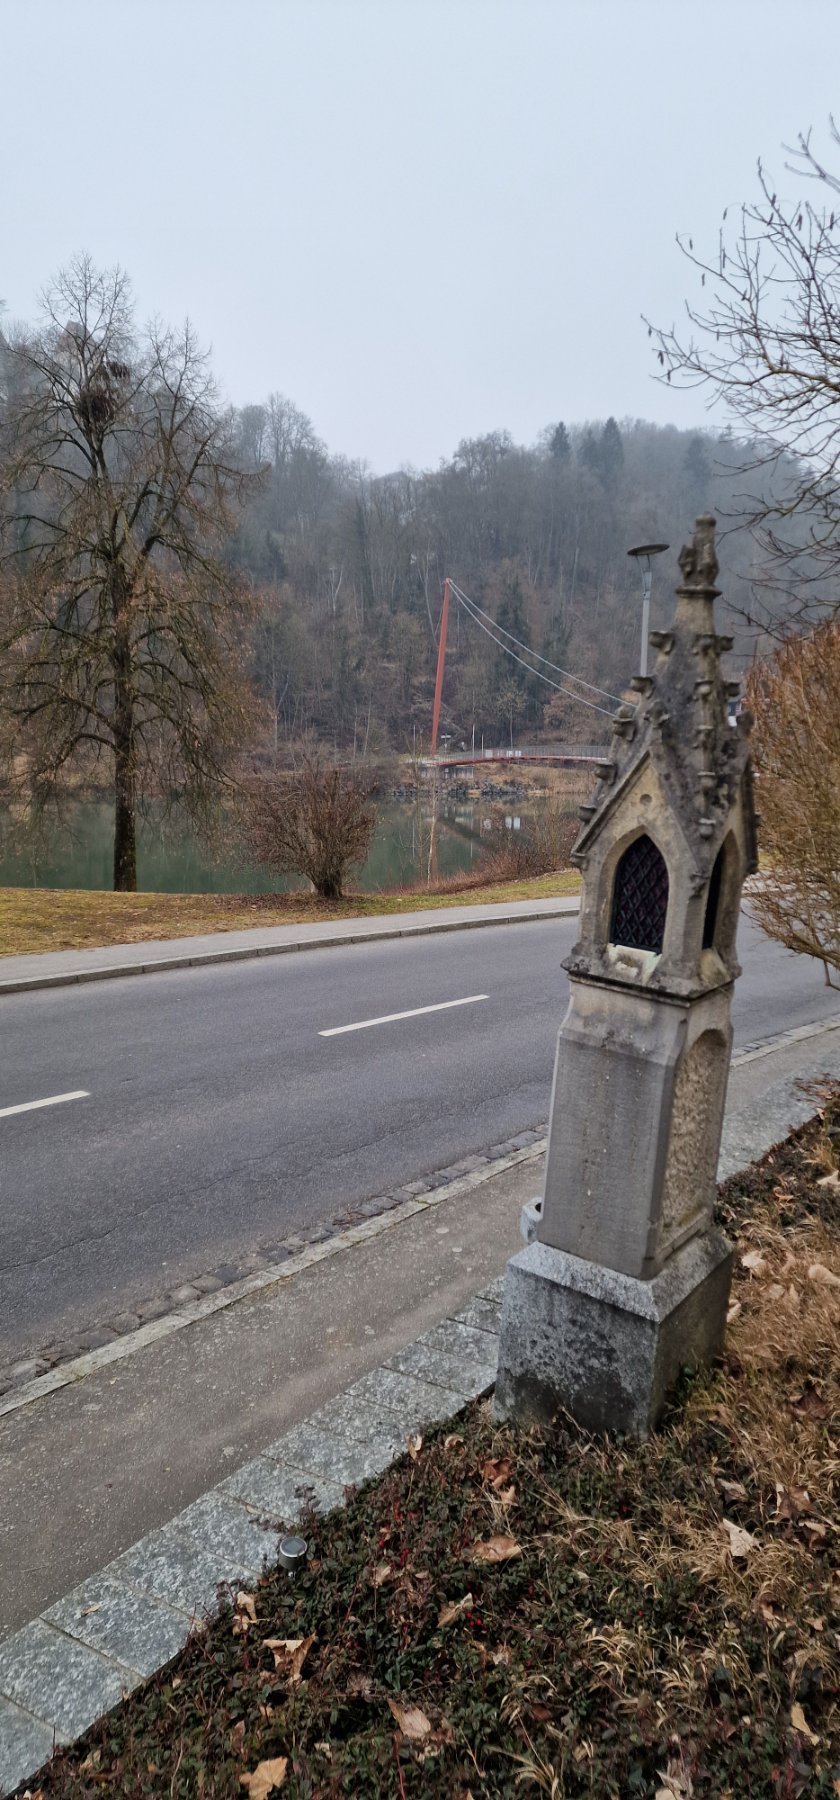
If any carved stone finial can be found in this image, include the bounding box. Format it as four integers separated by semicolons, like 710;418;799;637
677;514;719;592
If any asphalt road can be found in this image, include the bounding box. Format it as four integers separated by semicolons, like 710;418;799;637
2;911;838;1363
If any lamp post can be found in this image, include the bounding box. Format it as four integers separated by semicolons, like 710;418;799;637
627;543;669;679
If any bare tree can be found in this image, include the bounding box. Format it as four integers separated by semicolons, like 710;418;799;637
745;621;840;985
0;256;261;889
648;122;840;630
243;751;375;899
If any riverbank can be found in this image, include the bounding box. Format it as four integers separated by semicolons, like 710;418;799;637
0;871;580;958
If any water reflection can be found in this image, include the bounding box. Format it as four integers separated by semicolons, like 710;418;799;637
0;798;535;895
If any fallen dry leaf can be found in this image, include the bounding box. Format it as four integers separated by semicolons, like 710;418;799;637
314;1741;332;1759
263;1634;316;1684
817;1169;840;1189
233;1591;258;1634
80;1603;101;1618
741;1249;769;1275
387;1699;432;1741
756;1597;785;1626
789;1382;829;1419
807;1262;840;1290
372;1562;392;1588
718;1479;748;1503
790;1702;819;1743
806;1615;826;1631
406;1432;423;1460
490;1644;511;1665
481;1456;513;1489
726;1300;742;1324
240;1757;288;1799
775;1483;812;1521
722;1518;758;1558
655;1766;693;1800
496;1484;517;1507
437;1593;474;1627
470;1535;523;1564
443;1433;464;1451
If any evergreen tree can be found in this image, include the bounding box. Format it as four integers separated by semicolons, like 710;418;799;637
599;416;624;493
548;421;571;463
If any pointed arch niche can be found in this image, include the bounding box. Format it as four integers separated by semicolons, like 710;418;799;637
702;832;741;959
609;833;669;954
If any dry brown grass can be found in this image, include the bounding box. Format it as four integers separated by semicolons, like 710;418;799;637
0;868;581;957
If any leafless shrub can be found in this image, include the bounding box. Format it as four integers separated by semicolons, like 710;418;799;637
745;622;840;984
476;808;578;883
242;753;375;899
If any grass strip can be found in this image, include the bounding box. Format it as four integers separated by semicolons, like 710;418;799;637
0;873;579;958
17;1096;840;1798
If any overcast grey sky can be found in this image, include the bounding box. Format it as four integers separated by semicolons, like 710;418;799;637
2;0;839;470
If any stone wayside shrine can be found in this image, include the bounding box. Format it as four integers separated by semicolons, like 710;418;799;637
495;515;758;1436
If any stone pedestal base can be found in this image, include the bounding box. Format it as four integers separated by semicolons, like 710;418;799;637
494;1229;733;1438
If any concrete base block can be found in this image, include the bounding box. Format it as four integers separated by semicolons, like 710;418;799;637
494;1228;733;1437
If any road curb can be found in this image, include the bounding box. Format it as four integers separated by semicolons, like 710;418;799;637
0;901;580;997
0;1143;545;1423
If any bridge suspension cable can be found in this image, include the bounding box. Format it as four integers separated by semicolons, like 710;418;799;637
447;581;618;718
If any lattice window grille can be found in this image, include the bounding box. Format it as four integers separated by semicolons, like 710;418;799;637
609;834;669;954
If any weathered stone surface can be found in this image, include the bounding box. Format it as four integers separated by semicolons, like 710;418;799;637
478;1276;505;1303
107;1311;142;1335
168;1284;202;1307
169;1490;279;1572
44;1573;190;1679
450;1292;503;1335
384;1320;498;1397
496;519;751;1435
0;1619;134;1743
308;1393;414;1451
539;982;732;1278
108;1525;252;1618
343;1366;464;1427
221;1456;343;1521
0;1694;55;1796
264;1420;402;1488
9;1358;49;1382
495;1231;733;1437
190;1273;224;1295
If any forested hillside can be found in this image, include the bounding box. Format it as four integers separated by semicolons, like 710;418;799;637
228;404;782;757
0;295;799;776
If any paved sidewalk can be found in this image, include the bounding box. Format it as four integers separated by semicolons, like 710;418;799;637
0;896;580;995
1;1013;838;1793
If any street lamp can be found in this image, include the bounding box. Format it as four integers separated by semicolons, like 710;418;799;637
627;542;669;679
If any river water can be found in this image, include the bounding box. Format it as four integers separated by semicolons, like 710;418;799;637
0;796;541;894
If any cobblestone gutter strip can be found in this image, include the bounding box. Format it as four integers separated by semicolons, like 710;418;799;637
0;1281;505;1795
0;1133;545;1419
0;901;579;998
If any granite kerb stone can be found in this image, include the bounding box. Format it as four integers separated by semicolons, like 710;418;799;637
0;1618;138;1747
220;1456;345;1522
263;1418;405;1489
44;1574;192;1681
383;1318;500;1397
0;1697;56;1799
108;1524;254;1620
